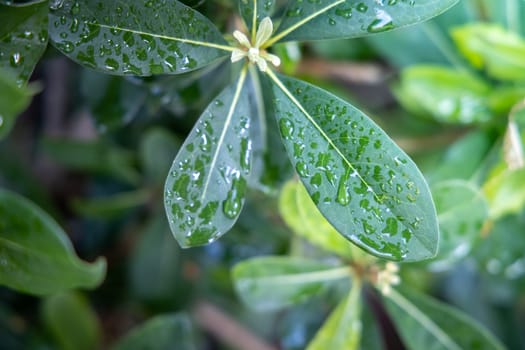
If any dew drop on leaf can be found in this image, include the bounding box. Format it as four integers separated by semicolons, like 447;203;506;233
279;119;294;139
367;9;394;33
356;3;368;12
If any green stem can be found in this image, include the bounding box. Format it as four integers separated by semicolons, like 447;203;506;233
251;0;258;42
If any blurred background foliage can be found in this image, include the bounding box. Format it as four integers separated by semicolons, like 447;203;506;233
1;0;525;349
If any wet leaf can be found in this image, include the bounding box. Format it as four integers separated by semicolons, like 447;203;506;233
0;70;37;140
268;73;438;261
0;189;106;295
0;1;48;85
279;180;354;259
384;287;505;350
271;0;459;43
239;0;276;33
164;70;251;247
430;180;487;271
112;313;197;350
232;256;350;311
49;0;231;76
41;292;102;350
394;65;492;124
452;23;525;82
307;277;362;350
366;1;472;68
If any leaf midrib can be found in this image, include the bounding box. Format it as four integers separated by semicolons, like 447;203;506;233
243;265;350;286
387;289;462;350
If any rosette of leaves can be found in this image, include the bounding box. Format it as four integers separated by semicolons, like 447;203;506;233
231;180;505;350
4;0;463;261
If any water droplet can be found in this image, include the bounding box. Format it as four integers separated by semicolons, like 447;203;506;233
279;118;294;139
10;52;23;67
286;7;302;17
328;17;336;25
70;2;80;15
0;115;4;128
222;178;246;219
356;3;368;12
336;180;350;205
367;9;394;33
310;173;322;187
335;7;352;18
104;58;119;71
295;162;310;178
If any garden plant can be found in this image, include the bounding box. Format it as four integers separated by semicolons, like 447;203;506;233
1;0;525;349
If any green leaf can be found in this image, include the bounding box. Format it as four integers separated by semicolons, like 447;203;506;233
0;189;106;295
80;70;147;131
269;0;459;43
474;214;525;279
384;287;505;350
0;70;37;140
430;180;487;270
129;216;180;302
112;313;197;350
279;180;355;259
42;137;140;185
239;0;276;33
247;68;293;192
41;292;102;350
366;1;472;68
307;277;362;350
49;0;232;76
72;189;151;219
429;130;494;184
0;1;48;85
394;65;492;124
451;23;525;81
232;256;350;311
139;128;182;186
164;70;251;247
483;165;525;219
267;72;438;261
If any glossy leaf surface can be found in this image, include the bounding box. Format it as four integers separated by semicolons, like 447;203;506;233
268;73;438;261
0;2;48;85
384;287;505;350
42;292;102;350
112;313;197;350
430;180;487;271
394;65;491;124
279;180;354;258
164;72;251;247
307;278;362;350
49;0;230;75
0;189;106;295
232;256;350;311
273;0;459;42
239;0;276;33
0;71;37;140
452;23;525;81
